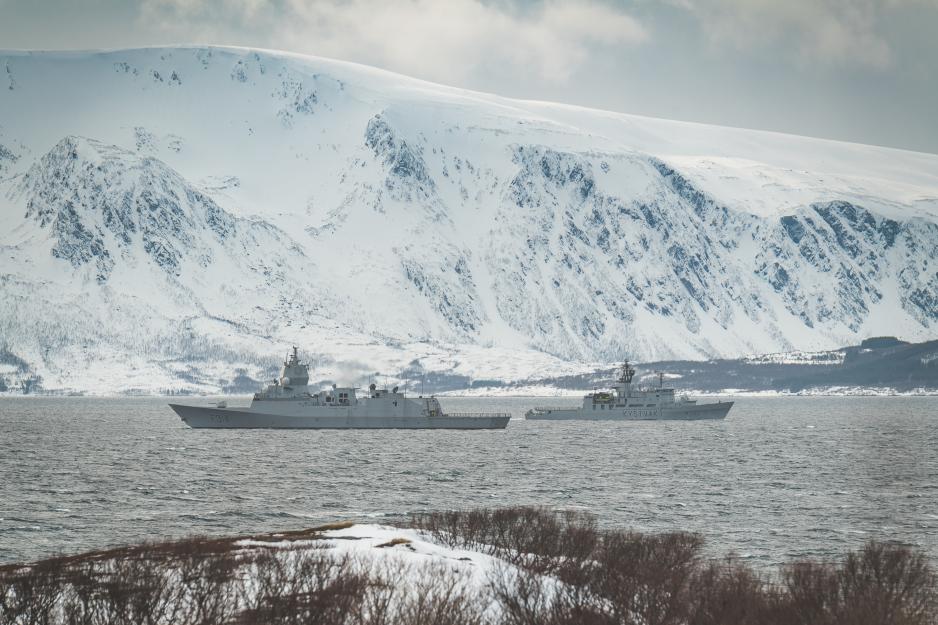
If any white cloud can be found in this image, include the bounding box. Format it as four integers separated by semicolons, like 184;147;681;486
680;0;899;69
138;0;648;84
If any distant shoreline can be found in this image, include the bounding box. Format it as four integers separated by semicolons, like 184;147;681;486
3;387;938;398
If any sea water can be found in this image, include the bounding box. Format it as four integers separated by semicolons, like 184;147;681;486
1;396;936;567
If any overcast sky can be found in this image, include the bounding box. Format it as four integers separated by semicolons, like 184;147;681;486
3;0;937;154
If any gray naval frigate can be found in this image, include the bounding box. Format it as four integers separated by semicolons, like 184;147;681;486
525;362;732;421
169;347;510;429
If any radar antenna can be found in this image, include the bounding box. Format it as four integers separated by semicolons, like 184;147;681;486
618;361;636;384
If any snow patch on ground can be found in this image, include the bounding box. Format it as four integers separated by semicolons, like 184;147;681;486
743;350;847;366
233;523;544;617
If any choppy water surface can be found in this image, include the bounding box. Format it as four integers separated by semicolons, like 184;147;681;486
1;396;936;567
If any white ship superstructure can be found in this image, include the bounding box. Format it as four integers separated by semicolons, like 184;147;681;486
169;347;510;429
525;363;732;421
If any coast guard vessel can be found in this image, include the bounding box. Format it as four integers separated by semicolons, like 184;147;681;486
525;362;731;421
169;347;510;429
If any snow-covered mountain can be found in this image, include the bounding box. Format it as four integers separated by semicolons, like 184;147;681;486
1;46;937;393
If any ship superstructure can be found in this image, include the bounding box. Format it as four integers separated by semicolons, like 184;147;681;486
169;347;510;429
525;362;732;421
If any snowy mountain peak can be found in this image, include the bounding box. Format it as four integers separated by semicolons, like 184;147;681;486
0;46;937;393
366;114;438;205
19;136;235;282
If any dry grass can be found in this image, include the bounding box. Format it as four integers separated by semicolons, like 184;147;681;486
375;538;413;549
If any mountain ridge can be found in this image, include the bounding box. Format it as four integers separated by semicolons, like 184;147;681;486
1;46;937;394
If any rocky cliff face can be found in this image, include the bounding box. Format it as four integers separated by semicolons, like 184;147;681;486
20;137;238;282
1;47;936;392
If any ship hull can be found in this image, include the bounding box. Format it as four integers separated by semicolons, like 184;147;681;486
169;404;510;429
525;401;732;421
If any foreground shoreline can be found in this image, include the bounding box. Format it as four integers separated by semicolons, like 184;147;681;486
2;507;935;625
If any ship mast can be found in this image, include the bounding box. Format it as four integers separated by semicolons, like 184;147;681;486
618;361;636;384
615;361;636;402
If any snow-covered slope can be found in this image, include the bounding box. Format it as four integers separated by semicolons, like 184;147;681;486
1;46;937;393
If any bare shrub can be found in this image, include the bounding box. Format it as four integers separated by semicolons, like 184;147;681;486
101;551;184;625
490;562;615;625
235;547;367;625
0;561;63;625
2;512;936;625
235;549;284;619
480;515;704;625
58;560;111;625
352;559;399;625
176;547;240;625
687;559;774;625
780;541;938;625
588;531;703;625
489;563;550;625
350;558;488;625
411;506;599;575
838;542;937;625
410;509;486;551
781;560;840;625
389;563;486;625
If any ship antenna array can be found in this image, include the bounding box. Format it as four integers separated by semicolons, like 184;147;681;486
618;361;636;384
